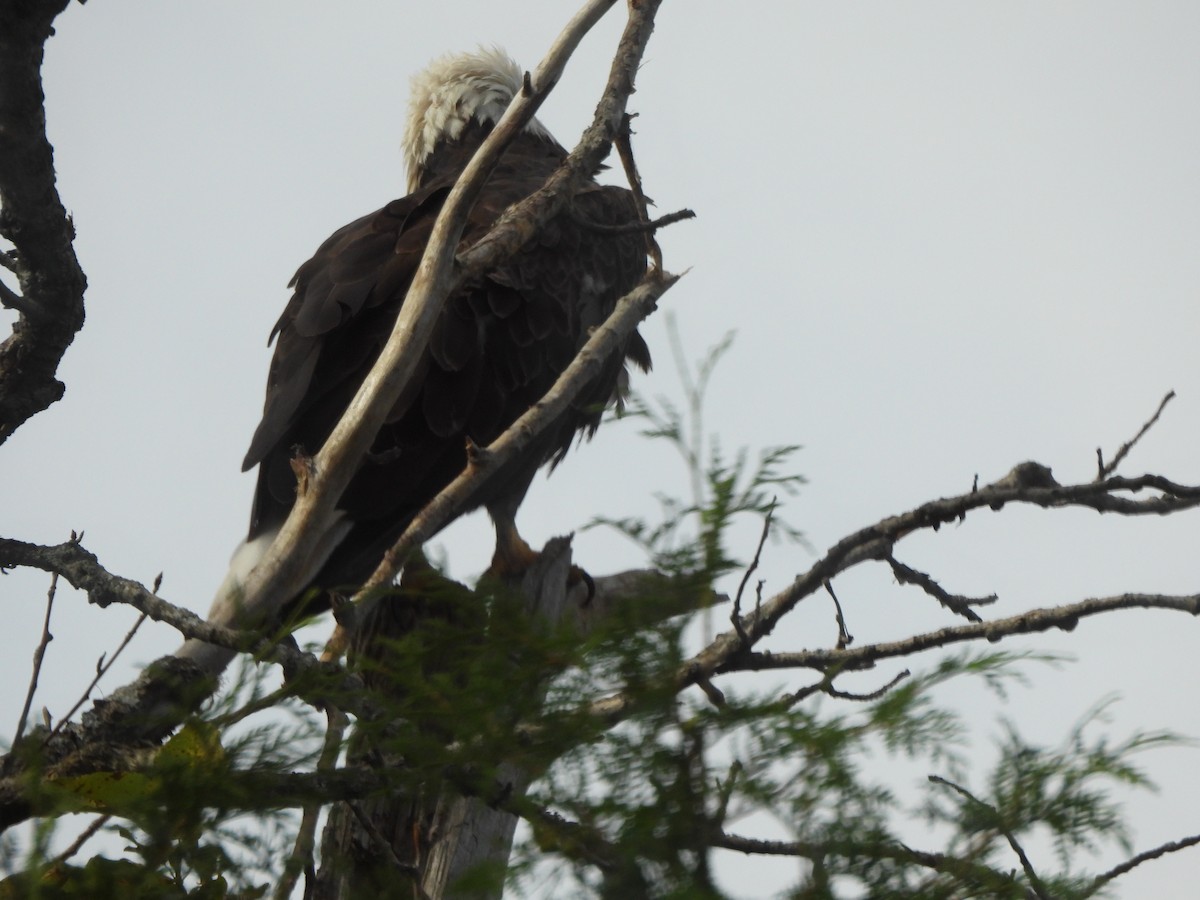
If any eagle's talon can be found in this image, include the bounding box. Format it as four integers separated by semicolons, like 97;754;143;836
570;565;596;606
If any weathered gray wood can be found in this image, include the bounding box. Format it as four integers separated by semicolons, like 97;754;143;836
313;537;718;899
419;538;575;898
314;538;575;900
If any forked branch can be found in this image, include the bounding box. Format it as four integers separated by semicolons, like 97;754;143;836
583;464;1200;724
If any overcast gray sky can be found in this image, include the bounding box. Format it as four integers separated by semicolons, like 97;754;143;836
3;2;1199;896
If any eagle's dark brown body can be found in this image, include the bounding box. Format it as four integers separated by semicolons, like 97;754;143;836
241;123;649;601
172;50;650;678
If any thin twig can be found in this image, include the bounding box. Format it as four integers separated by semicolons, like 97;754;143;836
824;580;853;648
47;611;147;743
1096;390;1175;480
713;760;742;828
885;553;996;622
826;669;910;702
731;501;774;645
49;814;111;867
573;206;696;236
13;572;57;751
213;681;303;731
782;664;909;706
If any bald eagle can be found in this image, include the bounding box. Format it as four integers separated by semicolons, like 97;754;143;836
178;48;649;674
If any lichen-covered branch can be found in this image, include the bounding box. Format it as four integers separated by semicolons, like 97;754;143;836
1;535;238;642
584;464;1200;723
725;590;1200;675
0;534;376;742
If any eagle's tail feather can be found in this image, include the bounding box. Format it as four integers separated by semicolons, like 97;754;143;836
175;514;351;678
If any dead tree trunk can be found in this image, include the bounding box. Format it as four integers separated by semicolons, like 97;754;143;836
315;537;581;900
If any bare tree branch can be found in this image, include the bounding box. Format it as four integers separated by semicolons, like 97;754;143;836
0;535;384;750
724;591;1200;675
0;0;88;444
1087;832;1200;895
354;272;675;606
731;500;773;645
0;535;286;657
48;814;111;868
700;466;1200;669
885;553;997;622
583;465;1200;723
711;829;1020;891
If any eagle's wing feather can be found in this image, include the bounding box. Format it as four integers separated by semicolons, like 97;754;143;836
177;50;654;680
242;186;442;475
241;135;648;598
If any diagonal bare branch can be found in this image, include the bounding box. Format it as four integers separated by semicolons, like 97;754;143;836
0;535;377;728
1086;831;1200;895
1095;389;1176;480
885;553;997;622
354;271;675;606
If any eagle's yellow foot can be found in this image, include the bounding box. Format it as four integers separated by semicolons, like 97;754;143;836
486;528;540;581
486;524;595;602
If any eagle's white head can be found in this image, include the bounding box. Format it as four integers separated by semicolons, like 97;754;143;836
402;46;553;192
